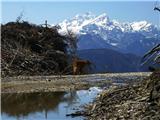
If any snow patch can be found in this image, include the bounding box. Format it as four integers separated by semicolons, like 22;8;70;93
111;43;118;46
131;21;151;31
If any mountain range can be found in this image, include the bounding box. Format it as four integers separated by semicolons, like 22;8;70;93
77;49;146;73
59;12;159;56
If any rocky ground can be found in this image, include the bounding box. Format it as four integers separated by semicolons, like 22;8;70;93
78;71;160;120
1;72;150;93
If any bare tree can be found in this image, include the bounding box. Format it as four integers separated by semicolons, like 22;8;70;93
65;29;78;57
16;11;24;22
154;7;160;11
142;2;160;65
154;1;160;11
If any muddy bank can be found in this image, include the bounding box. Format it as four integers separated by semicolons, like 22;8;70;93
80;72;160;120
1;72;150;93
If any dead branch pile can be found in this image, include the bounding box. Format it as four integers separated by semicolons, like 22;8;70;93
83;71;160;120
1;21;72;77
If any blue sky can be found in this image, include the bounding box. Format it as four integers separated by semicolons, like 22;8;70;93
1;1;160;26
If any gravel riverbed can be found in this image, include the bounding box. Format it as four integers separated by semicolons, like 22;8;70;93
2;72;151;93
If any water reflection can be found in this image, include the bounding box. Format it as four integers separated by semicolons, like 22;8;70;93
2;92;77;118
1;88;101;120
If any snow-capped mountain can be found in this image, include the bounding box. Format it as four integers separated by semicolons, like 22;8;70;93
58;12;160;56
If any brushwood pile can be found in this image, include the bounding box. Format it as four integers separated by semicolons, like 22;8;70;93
82;71;160;120
1;21;72;77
